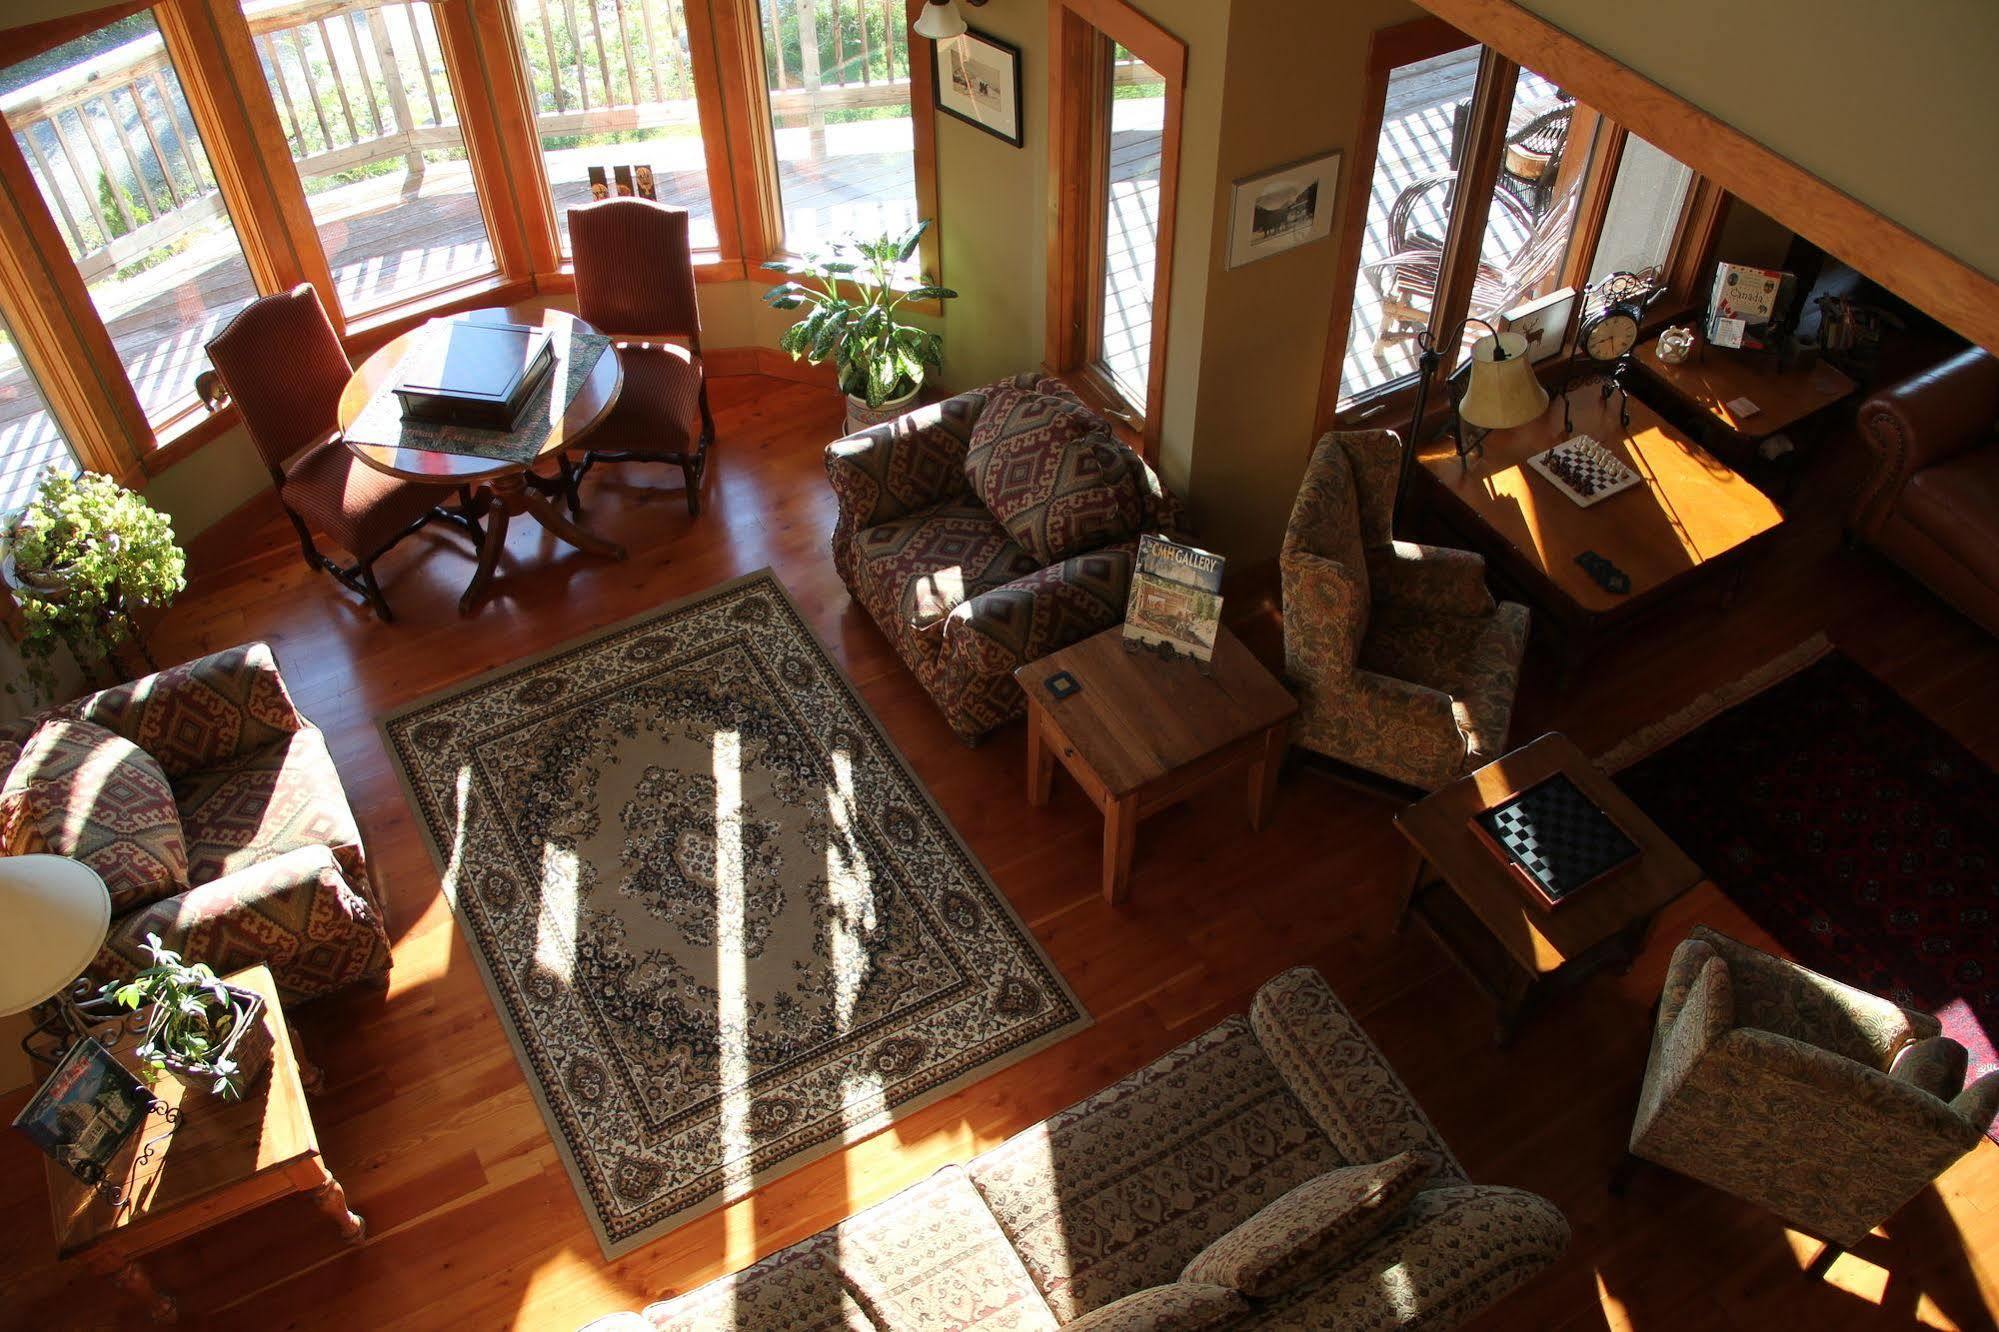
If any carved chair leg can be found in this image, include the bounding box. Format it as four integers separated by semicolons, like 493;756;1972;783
358;561;393;623
283;506;323;573
683;460;701;516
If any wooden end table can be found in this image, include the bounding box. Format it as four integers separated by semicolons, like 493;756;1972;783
1014;626;1298;905
46;965;362;1323
1392;733;1703;1046
1419;387;1785;676
1633;336;1856;495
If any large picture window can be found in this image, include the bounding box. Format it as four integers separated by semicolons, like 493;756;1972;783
0;308;79;517
244;0;496;317
3;11;260;436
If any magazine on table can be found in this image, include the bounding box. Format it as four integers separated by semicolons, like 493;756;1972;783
1123;534;1225;665
11;1038;152;1184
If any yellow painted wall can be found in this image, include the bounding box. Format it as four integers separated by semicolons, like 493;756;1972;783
1514;0;1999;282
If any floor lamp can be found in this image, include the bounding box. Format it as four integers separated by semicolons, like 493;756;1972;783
0;854;117;1069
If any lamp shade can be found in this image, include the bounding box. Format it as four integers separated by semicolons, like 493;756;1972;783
913;0;968;40
1458;331;1550;431
0;855;111;1015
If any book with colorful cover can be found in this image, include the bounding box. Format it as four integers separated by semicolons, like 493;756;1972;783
1123;534;1225;663
1708;261;1794;351
12;1038;151;1184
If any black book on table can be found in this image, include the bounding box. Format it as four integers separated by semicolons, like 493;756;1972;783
393;320;556;431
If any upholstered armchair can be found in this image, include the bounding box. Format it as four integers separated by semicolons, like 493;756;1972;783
1622;926;1999;1269
827;372;1180;744
1280;430;1529;789
0;643;391;1006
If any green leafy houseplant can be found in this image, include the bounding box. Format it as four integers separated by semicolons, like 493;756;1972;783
761;220;957;412
1;469;185;704
103;936;270;1101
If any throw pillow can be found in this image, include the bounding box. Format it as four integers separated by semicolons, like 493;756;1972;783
0;718;188;914
964;386;1146;564
1065;1283;1248;1331
1180;1150;1437;1299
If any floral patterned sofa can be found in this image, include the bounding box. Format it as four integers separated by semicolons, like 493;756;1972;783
580;968;1568;1331
826;373;1179;744
0;642;390;1004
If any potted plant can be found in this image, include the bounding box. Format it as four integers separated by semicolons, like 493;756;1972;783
0;468;185;704
102;936;273;1101
761;220;957;433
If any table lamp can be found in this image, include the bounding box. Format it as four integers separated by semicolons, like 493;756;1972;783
1394;318;1552;522
0;854;115;1066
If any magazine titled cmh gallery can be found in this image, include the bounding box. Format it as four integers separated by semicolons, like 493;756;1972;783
1123;534;1225;665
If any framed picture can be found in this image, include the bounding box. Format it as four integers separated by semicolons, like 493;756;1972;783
1226;151;1339;269
933;29;1022;148
1498;286;1578;363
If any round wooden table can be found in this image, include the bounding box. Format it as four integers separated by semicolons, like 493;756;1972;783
339;304;626;615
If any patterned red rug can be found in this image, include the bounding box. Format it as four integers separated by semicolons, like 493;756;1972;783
1610;642;1998;1143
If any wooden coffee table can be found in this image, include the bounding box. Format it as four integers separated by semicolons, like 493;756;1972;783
45;965;362;1323
1418;387;1785;674
1015;626;1297;905
1393;733;1703;1045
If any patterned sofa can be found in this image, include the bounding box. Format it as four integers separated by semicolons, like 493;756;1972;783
827;373;1179;744
0;642;390;1004
581;968;1568;1331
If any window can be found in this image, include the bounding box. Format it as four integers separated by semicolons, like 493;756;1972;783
1098;46;1165;407
1047;1;1185;453
0;309;79;517
3;11;260;436
755;0;919;253
512;0;720;256
245;0;495;317
1321;19;1722;427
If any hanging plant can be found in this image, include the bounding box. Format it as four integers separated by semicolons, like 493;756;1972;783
1;469;185;704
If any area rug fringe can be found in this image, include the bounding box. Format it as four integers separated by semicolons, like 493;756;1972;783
1597;634;1832;773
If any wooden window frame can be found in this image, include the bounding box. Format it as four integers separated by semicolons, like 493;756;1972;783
1314;18;1731;436
1045;0;1185;459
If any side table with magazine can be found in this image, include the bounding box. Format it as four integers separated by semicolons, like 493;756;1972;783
1392;733;1703;1045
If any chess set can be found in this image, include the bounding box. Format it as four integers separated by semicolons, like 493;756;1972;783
1470;773;1640;909
1524;434;1642;508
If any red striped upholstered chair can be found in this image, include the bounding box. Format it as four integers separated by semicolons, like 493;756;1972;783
567;198;715;516
205;285;480;622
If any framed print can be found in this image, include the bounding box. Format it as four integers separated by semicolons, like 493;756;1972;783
934;28;1023;148
1226;151;1339;269
1498;286;1577;363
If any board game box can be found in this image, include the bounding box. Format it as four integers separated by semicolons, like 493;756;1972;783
1470;773;1639;908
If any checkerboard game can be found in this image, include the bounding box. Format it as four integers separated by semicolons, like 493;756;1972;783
1473;773;1638;906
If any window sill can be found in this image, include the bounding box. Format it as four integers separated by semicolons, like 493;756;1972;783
141;402;240;478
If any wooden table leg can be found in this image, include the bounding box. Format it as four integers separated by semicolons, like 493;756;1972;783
460;471;626;614
1102;793;1137;906
1025;704;1054;807
1246;723;1286;831
97;1254;175;1323
1394;856;1428;936
292;1159;366;1245
459;489;511;615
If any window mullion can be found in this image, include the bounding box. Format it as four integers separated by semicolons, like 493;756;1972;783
706;0;784;264
434;0;542;286
1424;48;1517;387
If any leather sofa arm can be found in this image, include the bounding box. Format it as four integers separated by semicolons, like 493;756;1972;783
1850;348;1999;537
68;641;309;779
1251;967;1468;1184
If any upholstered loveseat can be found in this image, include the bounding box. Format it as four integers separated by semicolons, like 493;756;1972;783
827;373;1179;744
0;642;390;1004
582;968;1568;1331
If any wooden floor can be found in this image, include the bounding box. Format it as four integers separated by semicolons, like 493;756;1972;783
1;374;1996;1331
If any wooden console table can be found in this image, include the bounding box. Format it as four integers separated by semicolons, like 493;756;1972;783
45;965;362;1323
1419;386;1785;672
1015;627;1296;905
1634;336;1856;494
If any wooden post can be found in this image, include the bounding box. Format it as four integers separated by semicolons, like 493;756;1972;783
796;0;826;160
365;7;424;189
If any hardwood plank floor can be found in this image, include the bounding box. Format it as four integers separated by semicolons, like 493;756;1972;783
1;375;1994;1330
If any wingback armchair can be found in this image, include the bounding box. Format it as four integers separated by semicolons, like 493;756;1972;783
1;643;390;1006
1624;927;1999;1264
1281;430;1529;789
827;373;1180;744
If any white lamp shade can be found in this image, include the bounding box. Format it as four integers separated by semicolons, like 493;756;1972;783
0;854;111;1015
913;0;968;40
1458;331;1550;431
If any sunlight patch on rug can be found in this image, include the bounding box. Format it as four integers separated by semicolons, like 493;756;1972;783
383;570;1089;1256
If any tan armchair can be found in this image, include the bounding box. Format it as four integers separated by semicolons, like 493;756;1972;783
1622;926;1999;1269
1280;430;1529;789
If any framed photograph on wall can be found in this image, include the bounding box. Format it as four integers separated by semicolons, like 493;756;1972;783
1226;151;1339;269
1497;287;1578;363
933;29;1023;148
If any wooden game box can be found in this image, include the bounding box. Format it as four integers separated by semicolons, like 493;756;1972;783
1467;772;1640;910
393;320;555;431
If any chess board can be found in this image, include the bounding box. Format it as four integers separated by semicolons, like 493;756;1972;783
1524;434;1643;508
1471;773;1639;907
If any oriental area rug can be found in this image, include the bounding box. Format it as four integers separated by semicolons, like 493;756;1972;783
383;570;1088;1256
1604;638;1998;1145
